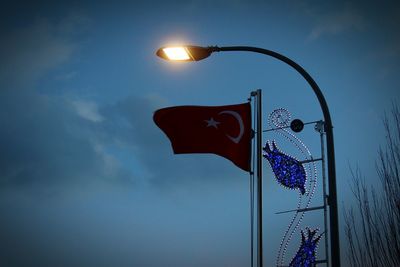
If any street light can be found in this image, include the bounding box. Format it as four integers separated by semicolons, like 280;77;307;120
156;45;341;267
156;46;212;61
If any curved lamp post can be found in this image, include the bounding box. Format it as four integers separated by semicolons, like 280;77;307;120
156;45;340;267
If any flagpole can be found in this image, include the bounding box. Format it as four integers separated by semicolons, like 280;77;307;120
252;89;263;267
257;89;263;267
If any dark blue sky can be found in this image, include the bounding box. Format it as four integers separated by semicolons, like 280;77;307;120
1;1;399;266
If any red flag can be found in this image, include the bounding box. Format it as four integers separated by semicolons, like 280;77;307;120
153;102;251;172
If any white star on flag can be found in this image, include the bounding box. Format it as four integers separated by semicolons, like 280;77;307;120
205;117;220;128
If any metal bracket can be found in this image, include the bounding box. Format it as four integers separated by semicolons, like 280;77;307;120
314;120;325;133
300;157;322;164
276;205;325;215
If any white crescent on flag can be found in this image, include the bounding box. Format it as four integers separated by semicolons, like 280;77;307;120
218;110;244;144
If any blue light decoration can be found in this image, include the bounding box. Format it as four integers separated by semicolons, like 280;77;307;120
263;140;306;195
265;108;321;267
289;228;322;267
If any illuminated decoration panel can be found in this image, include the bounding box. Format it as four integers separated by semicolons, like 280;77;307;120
289;228;322;267
263;141;306;194
266;108;320;266
269;108;291;128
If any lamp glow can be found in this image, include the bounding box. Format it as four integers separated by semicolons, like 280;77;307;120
156;45;213;61
162;47;191;61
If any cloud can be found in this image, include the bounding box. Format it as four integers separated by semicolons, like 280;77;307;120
0;15;133;190
0;6;251;190
71;100;104;122
308;7;365;41
0;89;135;189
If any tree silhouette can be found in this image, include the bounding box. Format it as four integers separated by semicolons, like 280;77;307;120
344;104;400;267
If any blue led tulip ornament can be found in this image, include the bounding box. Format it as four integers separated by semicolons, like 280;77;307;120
289;228;322;267
263;141;306;194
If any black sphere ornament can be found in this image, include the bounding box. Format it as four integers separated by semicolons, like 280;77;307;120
290;119;304;133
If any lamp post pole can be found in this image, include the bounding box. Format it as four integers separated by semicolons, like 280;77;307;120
211;46;340;267
156;45;341;267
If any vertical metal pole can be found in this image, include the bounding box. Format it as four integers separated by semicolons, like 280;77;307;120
256;89;263;267
249;92;255;267
318;121;330;267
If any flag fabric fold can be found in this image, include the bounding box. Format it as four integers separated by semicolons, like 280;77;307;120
153;102;252;172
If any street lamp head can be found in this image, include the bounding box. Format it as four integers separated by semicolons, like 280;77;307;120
156;45;214;61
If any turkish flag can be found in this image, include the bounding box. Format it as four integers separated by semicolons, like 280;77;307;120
153;102;251;172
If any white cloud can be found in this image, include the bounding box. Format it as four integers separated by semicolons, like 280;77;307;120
93;143;120;177
72;100;104;122
308;7;365;41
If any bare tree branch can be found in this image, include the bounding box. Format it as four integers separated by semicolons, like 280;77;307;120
345;103;400;267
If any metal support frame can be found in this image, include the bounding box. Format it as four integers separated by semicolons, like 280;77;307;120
272;120;329;265
211;46;340;267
